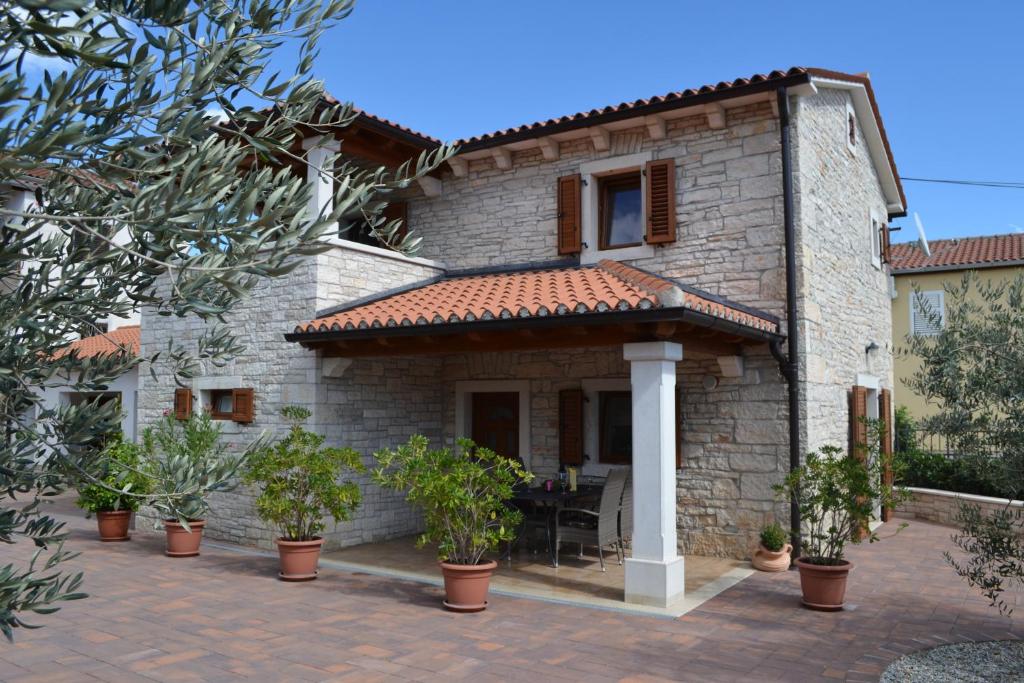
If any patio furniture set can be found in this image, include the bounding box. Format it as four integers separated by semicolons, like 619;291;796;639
509;468;633;571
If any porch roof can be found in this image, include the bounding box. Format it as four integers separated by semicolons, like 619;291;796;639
285;261;783;357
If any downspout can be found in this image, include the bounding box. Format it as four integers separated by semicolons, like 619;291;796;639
774;87;802;562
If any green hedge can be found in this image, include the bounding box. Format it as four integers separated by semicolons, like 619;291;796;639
895;448;1005;499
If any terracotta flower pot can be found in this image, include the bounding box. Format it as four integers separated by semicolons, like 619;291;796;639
439;560;498;612
276;537;324;581
164;519;206;557
96;510;132;542
795;557;852;611
752;542;792;572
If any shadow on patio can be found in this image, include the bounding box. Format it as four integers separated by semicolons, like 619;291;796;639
321;536;753;617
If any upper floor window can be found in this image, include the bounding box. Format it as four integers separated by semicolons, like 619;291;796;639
560;151;676;264
346;201;408;248
870;215;882;269
911;290;944;336
598;172;642;250
846;101;857;154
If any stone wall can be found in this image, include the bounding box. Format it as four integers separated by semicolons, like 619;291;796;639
438;345;788;559
415;103;787;318
137;244;444;549
896;488;1024;529
792;88;895;454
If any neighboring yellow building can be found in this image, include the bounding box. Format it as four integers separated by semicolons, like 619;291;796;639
891;233;1024;420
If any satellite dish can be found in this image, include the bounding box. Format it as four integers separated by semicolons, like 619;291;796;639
914;212;931;257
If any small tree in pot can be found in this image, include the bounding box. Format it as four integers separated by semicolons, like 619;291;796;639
775;441;907;610
144;412;249;557
373;435;532;612
76;436;151;542
242;406;363;581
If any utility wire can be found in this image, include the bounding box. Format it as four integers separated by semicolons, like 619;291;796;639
902;176;1024;189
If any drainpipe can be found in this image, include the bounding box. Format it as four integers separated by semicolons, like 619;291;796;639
773;86;802;562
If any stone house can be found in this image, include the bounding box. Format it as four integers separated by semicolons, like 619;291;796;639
138;67;905;607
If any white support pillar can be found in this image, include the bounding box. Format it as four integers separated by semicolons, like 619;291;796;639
302;136;341;221
623;341;684;607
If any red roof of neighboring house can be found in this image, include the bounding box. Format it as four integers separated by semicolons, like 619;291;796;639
294;260;779;336
53;325;140;359
891;234;1024;273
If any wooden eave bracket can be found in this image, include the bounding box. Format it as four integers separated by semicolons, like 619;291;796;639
645;115;667;140
537;137;560;161
491;148;512;170
448;157;468;177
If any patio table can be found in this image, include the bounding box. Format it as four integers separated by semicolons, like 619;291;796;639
511;484;603;564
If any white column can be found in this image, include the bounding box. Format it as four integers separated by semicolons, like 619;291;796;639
623;341;684;607
302;135;340;221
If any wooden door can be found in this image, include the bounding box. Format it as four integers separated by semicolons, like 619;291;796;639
471;392;519;460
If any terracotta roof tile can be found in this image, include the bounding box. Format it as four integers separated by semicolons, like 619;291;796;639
891;234;1024;273
453;68;808;148
53;325;140;360
296;261;778;335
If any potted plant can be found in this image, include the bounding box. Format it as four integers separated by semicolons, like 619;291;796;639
775;443;907;610
242;406;363;580
751;521;792;572
143;411;248;557
373;435;532;612
76;435;151;541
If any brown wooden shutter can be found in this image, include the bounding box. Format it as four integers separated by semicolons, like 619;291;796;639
879;388;894;522
383;201;408;243
849;385;869;460
849;384;870;539
644;158;677;245
880;223;892;264
675;385;683;470
556;174;582;255
231;388;254;424
173;388;192;421
558;388;584;465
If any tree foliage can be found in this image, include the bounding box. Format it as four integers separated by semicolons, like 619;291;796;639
904;271;1024;611
242;406;363;542
75;434;151;514
0;0;452;638
373;436;532;566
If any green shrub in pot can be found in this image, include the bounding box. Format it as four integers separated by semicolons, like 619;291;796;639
242;406;363;580
373;436;532;611
76;435;151;541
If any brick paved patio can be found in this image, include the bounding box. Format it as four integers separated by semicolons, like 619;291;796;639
2;505;1021;682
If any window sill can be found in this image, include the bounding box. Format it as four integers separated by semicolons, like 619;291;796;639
581;243;654;265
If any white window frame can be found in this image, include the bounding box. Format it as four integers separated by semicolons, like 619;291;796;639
579;152;654;265
580;378;633;476
454;380;531;471
869;211;882;269
910;290;945;337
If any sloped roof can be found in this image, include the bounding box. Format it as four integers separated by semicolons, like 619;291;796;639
293;260;779;336
891;234;1024;273
53;325;140;359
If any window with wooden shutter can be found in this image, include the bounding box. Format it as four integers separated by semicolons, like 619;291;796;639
558;388;584;465
849;385;869;460
644;158;676;245
173;388;192;421
231;388;254;424
879;388;894;522
880;223;892;264
556;174;582;255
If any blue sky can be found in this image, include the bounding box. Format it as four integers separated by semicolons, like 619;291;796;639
316;0;1023;242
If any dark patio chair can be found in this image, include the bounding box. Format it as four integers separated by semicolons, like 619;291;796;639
553;468;628;571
